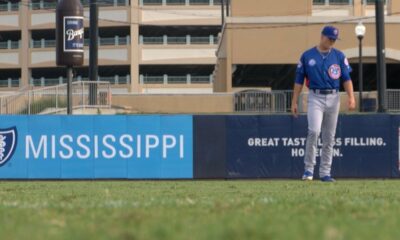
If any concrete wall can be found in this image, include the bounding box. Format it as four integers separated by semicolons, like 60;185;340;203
213;59;228;92
112;94;234;113
227;21;400;64
231;0;312;17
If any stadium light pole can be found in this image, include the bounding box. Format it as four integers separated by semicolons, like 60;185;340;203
89;0;99;105
221;0;225;27
355;21;366;112
375;0;387;112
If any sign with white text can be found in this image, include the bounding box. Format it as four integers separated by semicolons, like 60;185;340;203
0;116;193;179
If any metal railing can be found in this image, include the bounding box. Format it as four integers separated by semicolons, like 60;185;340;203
365;0;386;5
30;0;128;10
313;0;352;5
142;0;163;5
0;2;19;12
167;0;186;4
167;36;187;45
30;1;57;10
141;76;164;84
87;76;130;85
0;79;20;88
140;75;213;84
234;89;400;113
30;75;130;87
31;37;130;48
0;81;111;115
31;78;63;86
91;37;130;46
190;0;212;4
140;35;217;45
142;37;164;44
31;39;56;48
81;0;129;7
313;0;385;5
233;90;342;113
141;0;221;5
386;90;400;112
168;76;187;84
191;76;212;83
234;90;293;113
0;41;20;50
191;36;213;44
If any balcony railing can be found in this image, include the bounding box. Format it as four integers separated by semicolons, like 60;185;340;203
31;39;55;48
30;0;129;10
141;0;221;6
313;0;352;5
30;1;57;10
141;37;164;44
140;35;218;45
30;75;130;87
81;0;129;7
0;2;19;12
365;0;386;4
140;75;213;84
166;0;186;5
0;41;20;50
31;37;130;48
167;37;187;44
0;79;20;88
313;0;385;5
78;76;130;85
191;76;211;83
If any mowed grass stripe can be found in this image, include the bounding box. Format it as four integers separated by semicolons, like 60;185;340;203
0;180;399;240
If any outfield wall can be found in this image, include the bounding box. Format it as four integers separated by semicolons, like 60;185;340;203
194;115;399;179
0;114;398;179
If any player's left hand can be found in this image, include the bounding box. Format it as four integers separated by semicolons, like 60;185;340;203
348;96;356;111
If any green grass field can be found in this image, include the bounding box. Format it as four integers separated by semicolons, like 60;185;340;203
1;180;400;240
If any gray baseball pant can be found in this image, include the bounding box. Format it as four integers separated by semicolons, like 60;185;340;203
304;91;340;177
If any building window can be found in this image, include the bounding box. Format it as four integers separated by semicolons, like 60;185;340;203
313;0;352;5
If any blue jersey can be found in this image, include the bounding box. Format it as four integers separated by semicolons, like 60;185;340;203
295;47;352;90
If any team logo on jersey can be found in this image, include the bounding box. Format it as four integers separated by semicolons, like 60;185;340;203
297;61;302;69
344;58;351;70
308;59;316;67
344;58;349;66
328;64;341;80
0;127;17;166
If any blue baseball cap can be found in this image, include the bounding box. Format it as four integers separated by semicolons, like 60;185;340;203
321;26;340;40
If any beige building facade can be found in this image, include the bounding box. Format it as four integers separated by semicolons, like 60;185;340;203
0;0;222;93
214;0;400;92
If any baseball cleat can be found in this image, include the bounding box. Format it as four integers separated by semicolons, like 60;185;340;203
320;176;336;182
302;170;313;181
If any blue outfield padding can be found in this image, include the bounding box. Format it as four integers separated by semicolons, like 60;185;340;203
194;114;400;179
0;114;399;179
0;115;193;179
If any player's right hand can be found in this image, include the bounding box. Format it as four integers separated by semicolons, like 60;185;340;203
348;96;356;111
291;102;298;118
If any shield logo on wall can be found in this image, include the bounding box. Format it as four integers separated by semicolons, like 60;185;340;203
0;127;17;166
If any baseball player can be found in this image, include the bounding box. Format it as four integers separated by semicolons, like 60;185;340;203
291;26;356;182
